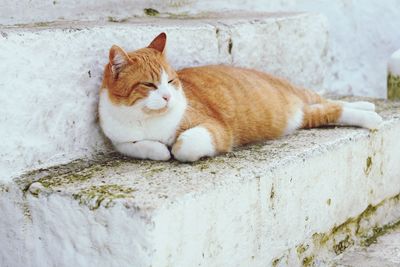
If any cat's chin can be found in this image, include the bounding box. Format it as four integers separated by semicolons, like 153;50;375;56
142;106;169;115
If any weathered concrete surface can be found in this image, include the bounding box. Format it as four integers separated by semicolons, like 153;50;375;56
332;229;400;267
293;0;400;98
3;1;399;99
1;99;399;267
0;0;295;25
0;13;328;181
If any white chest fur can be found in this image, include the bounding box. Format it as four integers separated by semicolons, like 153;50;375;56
98;90;187;146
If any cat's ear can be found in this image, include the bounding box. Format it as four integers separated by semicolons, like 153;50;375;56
148;32;167;53
109;45;130;77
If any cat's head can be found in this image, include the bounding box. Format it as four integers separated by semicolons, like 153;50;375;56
102;33;183;115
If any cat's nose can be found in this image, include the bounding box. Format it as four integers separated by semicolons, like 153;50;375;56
162;94;171;102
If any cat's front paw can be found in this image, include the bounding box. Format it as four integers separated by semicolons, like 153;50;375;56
114;140;171;161
171;126;216;162
148;144;171;161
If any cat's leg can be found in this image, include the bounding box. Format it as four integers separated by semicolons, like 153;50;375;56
334;100;376;111
171;123;232;162
114;140;171;161
302;102;382;130
337;108;382;129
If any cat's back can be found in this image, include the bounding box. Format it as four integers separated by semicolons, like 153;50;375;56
178;65;269;89
178;65;299;110
177;65;294;96
177;64;315;107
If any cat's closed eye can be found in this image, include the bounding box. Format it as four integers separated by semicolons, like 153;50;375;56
141;82;157;89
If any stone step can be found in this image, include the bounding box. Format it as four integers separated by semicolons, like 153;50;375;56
331;229;400;267
1;98;399;267
0;0;292;25
0;12;328;180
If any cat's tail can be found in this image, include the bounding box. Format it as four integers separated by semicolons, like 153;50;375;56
301;100;383;130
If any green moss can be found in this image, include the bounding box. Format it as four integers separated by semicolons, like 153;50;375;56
312;232;329;246
145;166;167;177
144;8;160;16
293;193;400;264
73;184;136;210
365;156;373;175
302;255;314;267
17;153;128;192
322;194;400;251
41;172;92;188
330;217;353;236
194;159;213;171
388;73;400;100
356;204;378;231
333;235;354;255
296;244;309;255
272;256;284;267
361;219;400;247
196;162;210;171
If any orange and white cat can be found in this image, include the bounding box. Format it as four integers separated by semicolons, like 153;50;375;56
99;33;382;162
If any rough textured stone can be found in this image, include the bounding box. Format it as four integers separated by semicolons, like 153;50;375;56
292;0;400;98
0;13;328;180
332;229;400;267
0;0;295;25
1;99;399;267
2;1;400;98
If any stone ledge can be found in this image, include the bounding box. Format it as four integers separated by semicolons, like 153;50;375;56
1;98;399;267
0;0;291;25
0;12;328;180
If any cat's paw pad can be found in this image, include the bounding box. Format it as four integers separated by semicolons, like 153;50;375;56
114;141;171;161
172;126;215;162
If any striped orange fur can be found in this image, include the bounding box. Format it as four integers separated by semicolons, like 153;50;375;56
98;33;383;162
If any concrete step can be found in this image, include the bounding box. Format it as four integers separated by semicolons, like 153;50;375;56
331;229;400;267
0;0;292;25
0;12;328;180
1;98;399;267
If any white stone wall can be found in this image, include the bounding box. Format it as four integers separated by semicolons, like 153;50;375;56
1;0;398;98
292;0;400;97
0;0;294;25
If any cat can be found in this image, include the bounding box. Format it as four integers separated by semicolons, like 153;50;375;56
98;32;383;162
